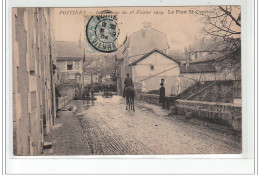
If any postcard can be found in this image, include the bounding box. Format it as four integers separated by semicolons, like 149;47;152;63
12;6;242;156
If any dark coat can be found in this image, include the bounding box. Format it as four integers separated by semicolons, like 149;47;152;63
124;77;133;87
159;87;165;103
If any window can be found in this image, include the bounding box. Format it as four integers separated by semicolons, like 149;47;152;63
150;64;154;71
67;61;73;70
67;65;73;70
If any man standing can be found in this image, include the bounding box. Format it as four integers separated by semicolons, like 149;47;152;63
159;83;166;109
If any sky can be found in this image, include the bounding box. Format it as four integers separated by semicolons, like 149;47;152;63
53;6;239;51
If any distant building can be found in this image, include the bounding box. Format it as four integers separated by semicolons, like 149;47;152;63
179;60;218;91
117;23;240;103
182;52;240;82
129;49;181;96
55;41;84;98
189;51;210;60
180;52;241;104
83;71;99;85
104;75;112;84
83;73;92;85
117;22;170;95
55;41;84;85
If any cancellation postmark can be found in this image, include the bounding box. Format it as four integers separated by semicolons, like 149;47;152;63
86;13;119;53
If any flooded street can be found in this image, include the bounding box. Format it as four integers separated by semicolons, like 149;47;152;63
71;95;241;155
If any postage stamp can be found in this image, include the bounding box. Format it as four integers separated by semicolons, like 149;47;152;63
86;11;119;53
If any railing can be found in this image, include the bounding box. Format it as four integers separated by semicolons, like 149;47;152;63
58;96;70;110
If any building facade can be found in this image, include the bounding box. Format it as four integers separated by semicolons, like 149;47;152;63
116;23;241;101
129;50;181;96
117;22;169;95
55;41;84;98
13;8;57;156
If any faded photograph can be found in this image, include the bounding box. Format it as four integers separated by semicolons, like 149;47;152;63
12;6;241;156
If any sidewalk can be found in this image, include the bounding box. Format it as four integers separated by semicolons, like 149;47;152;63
43;107;91;155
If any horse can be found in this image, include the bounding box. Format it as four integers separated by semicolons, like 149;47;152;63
124;86;135;111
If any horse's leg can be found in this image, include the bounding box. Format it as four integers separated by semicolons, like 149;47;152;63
129;98;132;110
128;97;131;111
126;98;128;110
132;98;135;111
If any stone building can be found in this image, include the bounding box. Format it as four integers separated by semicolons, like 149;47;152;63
180;52;241;104
117;23;241;102
12;8;57;156
128;49;181;96
55;41;84;99
116;22;169;95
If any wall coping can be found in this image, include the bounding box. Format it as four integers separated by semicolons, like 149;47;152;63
140;93;242;108
140;93;159;97
176;99;242;108
140;93;176;98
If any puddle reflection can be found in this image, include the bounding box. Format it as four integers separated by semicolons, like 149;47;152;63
75;95;124;113
76;100;95;113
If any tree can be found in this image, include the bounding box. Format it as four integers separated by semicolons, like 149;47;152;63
200;6;241;71
202;6;241;39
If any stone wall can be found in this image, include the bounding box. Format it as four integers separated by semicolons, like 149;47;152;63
139;93;160;105
13;8;56;156
139;94;241;131
173;100;242;131
139;93;176;109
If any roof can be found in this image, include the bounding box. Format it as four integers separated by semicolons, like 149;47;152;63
116;27;169;61
55;41;83;61
116;44;125;60
180;61;217;73
129;49;181;66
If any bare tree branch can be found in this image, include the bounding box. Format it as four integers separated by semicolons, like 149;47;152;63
218;6;241;27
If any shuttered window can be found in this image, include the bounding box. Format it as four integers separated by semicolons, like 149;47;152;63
67;61;73;70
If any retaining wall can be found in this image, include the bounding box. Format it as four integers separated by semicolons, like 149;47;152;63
139;93;177;109
139;93;160;105
139;93;241;131
173;100;242;131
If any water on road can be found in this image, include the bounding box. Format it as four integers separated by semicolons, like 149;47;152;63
73;95;241;155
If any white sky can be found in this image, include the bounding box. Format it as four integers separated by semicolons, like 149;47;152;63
53;6;239;50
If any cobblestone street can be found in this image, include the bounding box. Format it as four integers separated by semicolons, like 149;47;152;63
44;95;241;155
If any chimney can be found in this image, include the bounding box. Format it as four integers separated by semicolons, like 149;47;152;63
142;21;151;30
142;21;151;37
